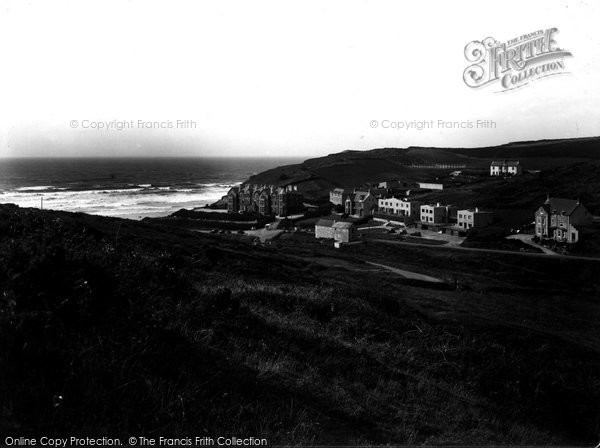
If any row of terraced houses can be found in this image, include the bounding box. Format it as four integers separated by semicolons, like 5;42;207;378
226;184;304;216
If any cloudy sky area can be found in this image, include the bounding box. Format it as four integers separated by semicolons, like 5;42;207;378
0;0;599;158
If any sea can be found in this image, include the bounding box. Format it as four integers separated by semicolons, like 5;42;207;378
0;157;302;219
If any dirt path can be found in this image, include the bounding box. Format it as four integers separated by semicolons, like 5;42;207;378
365;261;444;283
297;256;444;284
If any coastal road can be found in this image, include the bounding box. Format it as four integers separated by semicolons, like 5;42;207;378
371;238;600;262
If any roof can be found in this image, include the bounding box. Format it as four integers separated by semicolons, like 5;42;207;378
332;222;354;229
380;196;417;203
422;203;449;209
459;209;494;214
544;197;580;216
491;160;520;167
315;219;335;227
354;190;372;202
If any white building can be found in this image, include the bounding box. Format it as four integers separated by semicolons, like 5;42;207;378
420;203;456;225
457;208;495;230
378;197;421;217
416;182;444;190
490;160;522;176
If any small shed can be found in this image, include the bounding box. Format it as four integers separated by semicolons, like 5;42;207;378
332;221;355;243
315;219;335;239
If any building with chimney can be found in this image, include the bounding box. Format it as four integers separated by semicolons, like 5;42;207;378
457;208;495;230
419;203;457;225
534;197;593;244
226;183;304;216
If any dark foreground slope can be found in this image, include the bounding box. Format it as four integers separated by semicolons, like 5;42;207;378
1;204;599;445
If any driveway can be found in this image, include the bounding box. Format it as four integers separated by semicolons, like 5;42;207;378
506;234;558;255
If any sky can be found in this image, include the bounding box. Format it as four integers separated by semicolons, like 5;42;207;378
0;0;599;158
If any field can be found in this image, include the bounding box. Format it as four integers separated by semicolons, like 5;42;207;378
1;204;599;445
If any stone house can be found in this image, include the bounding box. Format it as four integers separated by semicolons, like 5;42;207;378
226;183;303;216
315;219;355;243
352;190;378;217
226;187;239;213
332;221;355;243
535;197;593;244
258;189;272;215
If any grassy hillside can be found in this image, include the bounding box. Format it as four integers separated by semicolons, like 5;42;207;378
416;161;600;225
1;204;599;444
244;137;600;199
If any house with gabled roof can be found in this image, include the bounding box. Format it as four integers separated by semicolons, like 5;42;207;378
226;187;240;212
535;197;593;244
226;183;304;216
258;189;272;215
332;221;355;243
351;190;378;217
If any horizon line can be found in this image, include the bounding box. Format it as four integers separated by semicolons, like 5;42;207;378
1;135;599;160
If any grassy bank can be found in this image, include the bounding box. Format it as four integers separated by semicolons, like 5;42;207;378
1;204;599;444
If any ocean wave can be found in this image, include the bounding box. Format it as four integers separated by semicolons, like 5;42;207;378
14;186;68;192
0;184;231;219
